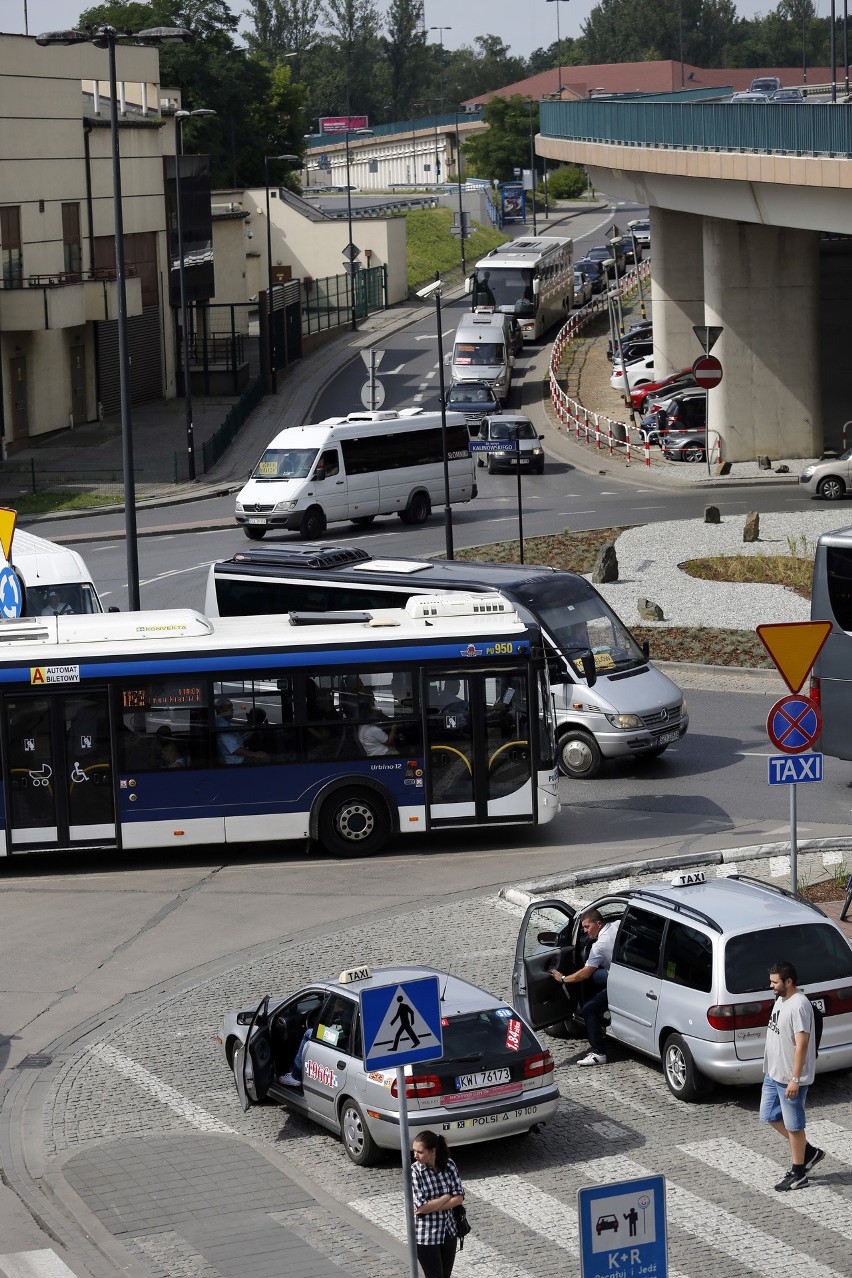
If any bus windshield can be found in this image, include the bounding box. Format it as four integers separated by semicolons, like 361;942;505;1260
252;448;318;480
522;577;646;675
472;268;535;316
453;342;505;366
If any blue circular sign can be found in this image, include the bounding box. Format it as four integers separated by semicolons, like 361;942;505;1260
0;564;23;620
767;695;821;754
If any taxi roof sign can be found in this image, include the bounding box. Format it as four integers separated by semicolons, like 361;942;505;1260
756;621;832;694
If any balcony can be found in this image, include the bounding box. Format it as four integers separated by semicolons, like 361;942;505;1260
0;270;143;331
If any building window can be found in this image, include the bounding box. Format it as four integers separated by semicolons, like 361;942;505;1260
62;203;82;278
0;206;23;287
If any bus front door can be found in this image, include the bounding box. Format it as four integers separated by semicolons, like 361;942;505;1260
1;690;116;852
424;671;534;826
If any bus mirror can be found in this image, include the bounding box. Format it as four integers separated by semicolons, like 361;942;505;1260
532;278;541;296
464;276;472;294
580;651;597;688
108;605;121;613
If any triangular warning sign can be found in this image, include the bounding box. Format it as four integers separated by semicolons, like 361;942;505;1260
367;985;440;1060
756;621;832;694
692;324;723;354
0;507;16;564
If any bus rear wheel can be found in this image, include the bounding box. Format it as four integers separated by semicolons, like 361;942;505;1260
318;788;391;856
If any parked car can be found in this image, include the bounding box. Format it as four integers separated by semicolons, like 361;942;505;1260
771;87;806;102
480;414;545;473
444;380;500;436
607;319;652;361
573;269;593;308
575;257;608;294
610;354;656;395
222;963;559;1164
616;234;642;266
630;369;694;413
749;75;783;95
654;386;707;434
627;218;651;250
512;871;852;1100
662;429;708;462
586;242;625;278
731;91;770;103
610;338;654;368
799;449;852;500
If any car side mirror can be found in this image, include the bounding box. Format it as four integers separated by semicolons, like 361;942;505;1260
313;466;326;481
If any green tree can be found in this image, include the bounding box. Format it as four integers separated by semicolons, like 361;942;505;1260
464;94;538;184
582;0;739;69
382;0;428;120
243;0;323;81
546;165;588;198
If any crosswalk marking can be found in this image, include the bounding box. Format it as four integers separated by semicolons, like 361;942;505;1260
90;1043;236;1135
0;1251;78;1278
805;1119;852;1164
680;1136;852;1240
570;1154;843;1278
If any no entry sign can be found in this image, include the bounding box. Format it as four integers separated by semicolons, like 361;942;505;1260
692;355;723;389
766;695;822;754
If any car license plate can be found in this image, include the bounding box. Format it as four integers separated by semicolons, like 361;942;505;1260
811;997;826;1013
455;1068;510;1091
247;517;267;525
656;728;680;745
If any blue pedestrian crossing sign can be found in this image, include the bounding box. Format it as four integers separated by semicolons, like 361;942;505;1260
578;1174;667;1278
360;976;443;1071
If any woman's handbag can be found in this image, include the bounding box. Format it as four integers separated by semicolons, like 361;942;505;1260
452;1204;471;1249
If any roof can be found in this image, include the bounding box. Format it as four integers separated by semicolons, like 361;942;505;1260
328;965;507;1016
624;875;828;935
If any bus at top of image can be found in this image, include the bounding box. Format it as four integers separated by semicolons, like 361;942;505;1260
465;236;574;342
204;546;688;781
0;595;558;862
11;530;104;616
809;524;852;759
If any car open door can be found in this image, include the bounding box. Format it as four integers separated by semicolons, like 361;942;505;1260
233;995;274;1112
512;899;577;1030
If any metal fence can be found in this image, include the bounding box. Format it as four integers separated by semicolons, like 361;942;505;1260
201;374;265;473
302;265;386;336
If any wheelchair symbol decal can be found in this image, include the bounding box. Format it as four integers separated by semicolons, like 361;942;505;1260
28;763;52;787
70;761;89;784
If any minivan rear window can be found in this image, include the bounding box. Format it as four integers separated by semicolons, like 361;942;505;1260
725;923;852;993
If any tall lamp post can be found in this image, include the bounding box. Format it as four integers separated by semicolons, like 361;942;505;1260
343;127;373;331
174;108;215;482
264;153;298;391
453;108;466;275
545;0;567;95
415;276;453;560
528;101;538;235
429;26;452;113
36;23;192;612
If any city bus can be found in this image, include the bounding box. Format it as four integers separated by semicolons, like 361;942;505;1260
466;236;574;342
810;525;852;759
0;594;558;860
205;545;688;780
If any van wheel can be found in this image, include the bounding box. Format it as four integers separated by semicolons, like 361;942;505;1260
400;492;431;525
351;515;375;527
340;1098;380;1165
663;1032;711;1101
243;526;265;541
318;788;391;856
299;507;327;539
558;729;602;779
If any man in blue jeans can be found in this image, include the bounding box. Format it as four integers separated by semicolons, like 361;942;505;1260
549;909;618;1067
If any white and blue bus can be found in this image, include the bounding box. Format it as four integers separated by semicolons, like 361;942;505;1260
0;594;558;860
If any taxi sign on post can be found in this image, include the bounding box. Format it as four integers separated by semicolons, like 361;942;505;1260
756;621;832;694
578;1173;667;1278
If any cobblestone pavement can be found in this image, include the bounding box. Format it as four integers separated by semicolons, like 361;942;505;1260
7;844;848;1278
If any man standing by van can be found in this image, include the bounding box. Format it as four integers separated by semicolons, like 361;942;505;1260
760;960;824;1191
549;908;618;1067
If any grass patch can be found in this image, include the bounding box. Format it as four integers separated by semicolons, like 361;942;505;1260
12;490;121;515
405;208;508;290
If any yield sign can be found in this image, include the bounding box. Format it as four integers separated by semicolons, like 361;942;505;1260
693;324;723;353
767;695;822;754
756;621;832;694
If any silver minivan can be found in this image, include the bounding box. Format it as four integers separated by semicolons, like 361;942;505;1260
450;310;514;403
513;872;852;1101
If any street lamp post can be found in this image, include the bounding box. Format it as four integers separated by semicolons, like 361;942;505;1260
429;27;452;113
264;153;298;391
528;102;538;235
36;23;192;611
175;108;215;482
343;128;373;331
415;276;453;560
545;0;566;95
453;108;466;276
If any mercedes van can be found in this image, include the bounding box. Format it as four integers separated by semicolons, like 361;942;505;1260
450;311;514;404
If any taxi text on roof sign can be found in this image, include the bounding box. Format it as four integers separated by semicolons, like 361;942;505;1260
755;621;832;694
31;665;81;685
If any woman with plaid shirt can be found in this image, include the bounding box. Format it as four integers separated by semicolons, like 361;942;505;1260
411;1130;465;1277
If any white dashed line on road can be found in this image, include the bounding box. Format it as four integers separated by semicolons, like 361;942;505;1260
90;1043;237;1135
0;1252;79;1278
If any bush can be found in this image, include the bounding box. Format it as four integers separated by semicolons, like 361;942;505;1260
545;165;588;200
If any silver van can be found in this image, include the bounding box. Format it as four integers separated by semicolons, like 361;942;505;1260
450;310;514;404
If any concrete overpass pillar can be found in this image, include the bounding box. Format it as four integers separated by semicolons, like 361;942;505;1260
703;219;821;463
649;208;704;376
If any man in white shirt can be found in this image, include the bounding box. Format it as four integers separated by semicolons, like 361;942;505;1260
760;959;824;1191
549;909;618;1067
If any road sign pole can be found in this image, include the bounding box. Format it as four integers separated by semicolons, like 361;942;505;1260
396;1068;419;1278
791;782;799;895
371;350;378;411
513;430;524;564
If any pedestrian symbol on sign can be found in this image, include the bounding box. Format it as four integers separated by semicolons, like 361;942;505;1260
360;975;444;1071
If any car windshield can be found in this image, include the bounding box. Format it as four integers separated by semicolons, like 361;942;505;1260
588;248;613;261
489;420;536;440
578;260;603;277
522;576;647;675
441;1008;537;1064
252;448;318;480
448;385;493;405
726;923;852;993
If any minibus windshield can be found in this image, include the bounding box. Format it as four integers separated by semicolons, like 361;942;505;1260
522;577;646;675
453;342;505;366
252;448;318;481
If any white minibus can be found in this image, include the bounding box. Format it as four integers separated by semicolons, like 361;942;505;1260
235;410;476;541
12;530;103;615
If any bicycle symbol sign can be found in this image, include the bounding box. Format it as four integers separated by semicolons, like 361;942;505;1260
766;695;822;754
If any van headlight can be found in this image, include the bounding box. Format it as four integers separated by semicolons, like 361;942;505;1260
532;447;543;456
605;713;643;729
274;500;299;512
235;501;244;513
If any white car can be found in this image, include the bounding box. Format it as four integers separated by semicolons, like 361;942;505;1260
610;354;656;396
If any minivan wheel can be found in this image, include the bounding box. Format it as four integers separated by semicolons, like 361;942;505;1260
818;475;845;501
299;507;327;539
663;1032;710;1101
558;729;603;779
243;525;265;540
340;1098;380;1166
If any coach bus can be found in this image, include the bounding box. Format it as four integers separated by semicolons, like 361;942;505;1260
810;525;852;759
466;236;574;342
0;594;558;860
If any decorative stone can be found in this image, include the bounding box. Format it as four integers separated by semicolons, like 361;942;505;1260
638;597;664;621
775;464;790;474
743;511;760;542
758;455;771;470
704;505;720;524
592;542;619;584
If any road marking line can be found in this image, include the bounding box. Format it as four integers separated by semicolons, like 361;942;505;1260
681;1136;852;1239
806;1120;852;1163
0;1252;78;1278
90;1043;237;1135
571;1153;842;1277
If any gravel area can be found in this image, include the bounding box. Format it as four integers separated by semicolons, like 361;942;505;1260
588;508;852;630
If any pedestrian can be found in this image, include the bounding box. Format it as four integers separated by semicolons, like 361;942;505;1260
549;907;618;1066
411;1130;465;1278
760;959;824;1191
